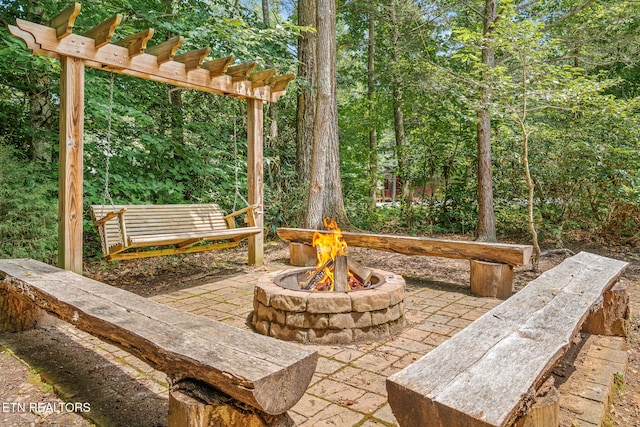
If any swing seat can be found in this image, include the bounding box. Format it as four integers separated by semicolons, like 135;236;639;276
90;204;261;260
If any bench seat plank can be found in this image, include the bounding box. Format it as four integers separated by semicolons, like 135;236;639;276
0;258;317;415
277;228;533;267
128;227;261;247
386;252;628;427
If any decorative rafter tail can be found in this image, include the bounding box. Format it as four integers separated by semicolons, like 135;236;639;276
250;69;277;87
114;28;154;57
174;47;211;71
202;55;235;77
83;14;122;48
46;2;81;39
269;73;295;92
227;62;258;82
146;36;184;64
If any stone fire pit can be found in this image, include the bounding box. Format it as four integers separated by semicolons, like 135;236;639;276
252;268;406;344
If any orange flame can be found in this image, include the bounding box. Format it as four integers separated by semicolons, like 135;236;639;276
311;217;348;291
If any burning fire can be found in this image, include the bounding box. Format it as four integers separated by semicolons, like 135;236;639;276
305;217;366;291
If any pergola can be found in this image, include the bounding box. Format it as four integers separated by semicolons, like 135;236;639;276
8;3;293;274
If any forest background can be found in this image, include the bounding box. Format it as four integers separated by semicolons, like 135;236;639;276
0;0;638;264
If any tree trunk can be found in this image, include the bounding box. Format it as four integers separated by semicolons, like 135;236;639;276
304;0;349;229
367;1;378;211
263;0;278;148
296;0;316;184
27;3;52;163
389;0;411;216
476;0;497;242
29;73;53;163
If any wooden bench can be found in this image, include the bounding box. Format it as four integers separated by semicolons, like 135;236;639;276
277;228;534;299
386;251;629;427
90;204;261;260
0;259;317;426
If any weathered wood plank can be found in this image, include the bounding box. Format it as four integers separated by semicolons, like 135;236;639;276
386;252;628;427
0;259;317;415
277;228;533;266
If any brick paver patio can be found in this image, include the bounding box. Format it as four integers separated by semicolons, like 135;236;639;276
53;262;501;426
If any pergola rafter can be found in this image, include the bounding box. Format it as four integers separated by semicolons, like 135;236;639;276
8;2;294;273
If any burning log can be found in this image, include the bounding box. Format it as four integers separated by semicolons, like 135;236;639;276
301;259;333;290
334;255;349;292
347;258;373;286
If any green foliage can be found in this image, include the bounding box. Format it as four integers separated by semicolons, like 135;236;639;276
0;143;57;261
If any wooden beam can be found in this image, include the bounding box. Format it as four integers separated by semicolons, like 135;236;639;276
9;20;281;102
247;99;264;266
58;56;84;274
202;55;234;77
46;2;81;39
250;69;277;88
114;28;154;58
277;228;534;267
269;73;295;92
227;62;258;82
83;14;122;48
174;47;211;72
146;36;183;64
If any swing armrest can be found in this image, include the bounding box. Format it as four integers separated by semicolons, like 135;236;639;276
224;205;258;228
93;208;127;226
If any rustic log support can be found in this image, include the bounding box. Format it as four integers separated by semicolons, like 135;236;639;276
469;259;514;299
0;287;45;332
583;281;630;337
289;242;316;267
168;380;294;427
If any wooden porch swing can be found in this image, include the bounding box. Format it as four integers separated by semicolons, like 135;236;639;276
8;2;294;272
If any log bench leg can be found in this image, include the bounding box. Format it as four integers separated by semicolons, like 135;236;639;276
168;380;294;427
469;259;514;299
583;281;630;337
515;378;559;427
0;287;45;332
289;242;316;267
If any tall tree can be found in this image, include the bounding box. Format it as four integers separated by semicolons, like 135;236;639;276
296;0;316;183
475;0;497;242
367;0;377;210
304;0;349;228
389;0;411;214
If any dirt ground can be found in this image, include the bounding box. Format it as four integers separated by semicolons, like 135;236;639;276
1;239;638;426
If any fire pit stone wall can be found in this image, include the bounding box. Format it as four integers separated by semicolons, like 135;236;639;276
252;269;406;344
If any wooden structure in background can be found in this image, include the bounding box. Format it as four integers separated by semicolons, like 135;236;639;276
8;3;294;273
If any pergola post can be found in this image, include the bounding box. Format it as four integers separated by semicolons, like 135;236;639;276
247;99;264;266
58;56;85;274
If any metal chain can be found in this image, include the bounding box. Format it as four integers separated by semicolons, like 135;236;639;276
101;72;117;213
233;99;249;211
